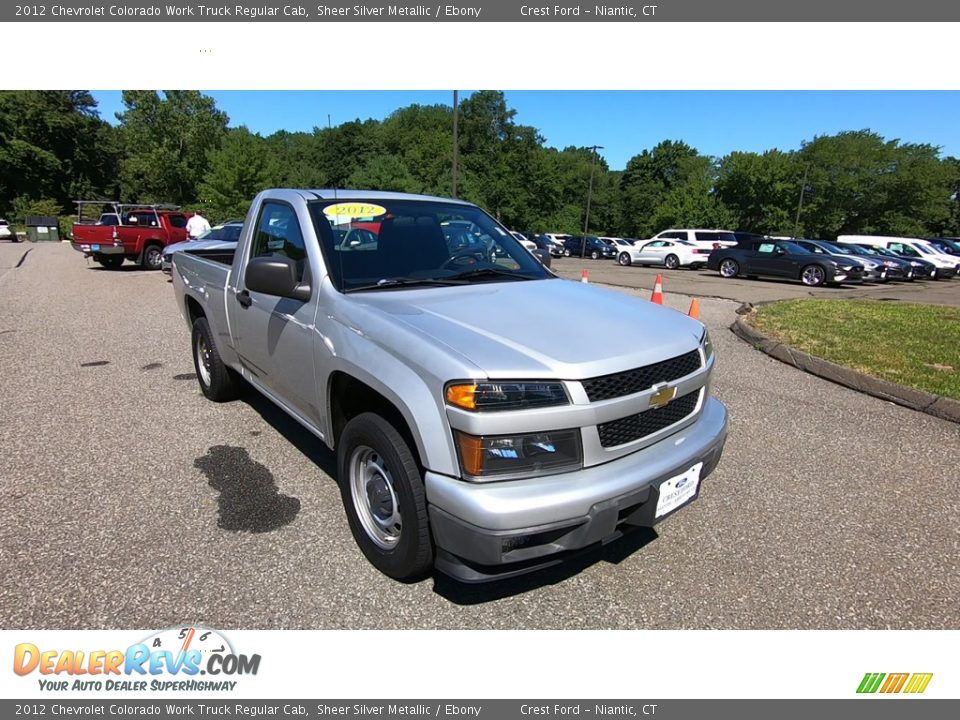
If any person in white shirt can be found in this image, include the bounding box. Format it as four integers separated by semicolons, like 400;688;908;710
186;211;212;239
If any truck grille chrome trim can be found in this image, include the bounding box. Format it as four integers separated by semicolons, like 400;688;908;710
597;390;700;448
582;349;702;402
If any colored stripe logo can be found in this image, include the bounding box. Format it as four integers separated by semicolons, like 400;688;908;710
857;672;933;694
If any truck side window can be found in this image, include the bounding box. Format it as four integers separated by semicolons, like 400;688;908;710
168;215;187;229
252;202;307;281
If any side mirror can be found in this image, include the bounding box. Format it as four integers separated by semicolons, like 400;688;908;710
775;247;786;255
533;248;552;268
245;255;311;301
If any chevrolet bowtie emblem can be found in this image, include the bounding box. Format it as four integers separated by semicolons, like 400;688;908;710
649;385;678;409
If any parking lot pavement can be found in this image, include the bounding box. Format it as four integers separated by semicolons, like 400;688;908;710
1;243;958;630
551;257;960;307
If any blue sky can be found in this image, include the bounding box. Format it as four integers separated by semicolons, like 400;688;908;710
91;90;960;171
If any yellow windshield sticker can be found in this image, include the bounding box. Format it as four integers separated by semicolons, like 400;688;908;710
322;202;387;221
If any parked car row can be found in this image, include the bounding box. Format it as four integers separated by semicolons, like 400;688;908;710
707;235;959;287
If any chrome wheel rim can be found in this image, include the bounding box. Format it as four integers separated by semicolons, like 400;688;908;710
665;255;679;269
802;266;824;285
195;332;212;387
146;248;161;269
619;253;629;266
719;260;738;278
349;446;401;549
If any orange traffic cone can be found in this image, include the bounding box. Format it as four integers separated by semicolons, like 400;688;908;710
687;298;700;320
581;269;589;283
651;274;664;305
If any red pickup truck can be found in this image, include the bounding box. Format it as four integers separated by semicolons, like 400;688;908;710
71;204;193;270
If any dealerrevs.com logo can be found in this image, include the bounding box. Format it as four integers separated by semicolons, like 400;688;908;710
13;626;260;692
857;673;933;694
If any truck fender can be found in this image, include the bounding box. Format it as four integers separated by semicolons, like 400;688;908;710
324;354;459;478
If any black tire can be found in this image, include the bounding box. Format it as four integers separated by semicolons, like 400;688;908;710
590;250;600;260
800;264;827;287
719;258;740;278
930;268;939;280
191;316;239;402
664;254;680;270
618;252;631;266
563;248;571;257
97;255;124;269
141;243;163;270
338;413;432;581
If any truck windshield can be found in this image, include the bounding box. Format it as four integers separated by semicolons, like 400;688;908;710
309;199;551;292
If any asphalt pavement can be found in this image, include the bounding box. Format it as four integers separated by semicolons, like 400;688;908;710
1;242;957;629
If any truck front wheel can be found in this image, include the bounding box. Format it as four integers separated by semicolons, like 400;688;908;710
192;317;239;402
338;413;433;581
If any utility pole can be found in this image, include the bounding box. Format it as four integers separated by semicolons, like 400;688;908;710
794;164;809;238
452;90;459;198
581;144;604;258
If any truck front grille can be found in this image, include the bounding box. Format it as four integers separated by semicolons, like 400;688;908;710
582;350;702;402
597;391;700;448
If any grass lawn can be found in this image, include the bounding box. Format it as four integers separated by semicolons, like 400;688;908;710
750;299;960;401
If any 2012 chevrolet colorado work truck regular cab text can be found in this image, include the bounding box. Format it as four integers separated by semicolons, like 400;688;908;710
171;189;728;583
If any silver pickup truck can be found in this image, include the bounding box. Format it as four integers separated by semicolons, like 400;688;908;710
172;189;728;582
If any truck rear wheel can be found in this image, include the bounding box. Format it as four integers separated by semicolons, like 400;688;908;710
338;413;432;581
192;317;239;402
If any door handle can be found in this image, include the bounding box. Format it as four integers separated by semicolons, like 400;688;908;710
237;290;252;308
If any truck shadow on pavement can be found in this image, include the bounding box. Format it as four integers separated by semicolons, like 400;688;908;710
194;445;302;533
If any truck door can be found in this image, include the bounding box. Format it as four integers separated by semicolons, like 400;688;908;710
232;200;319;421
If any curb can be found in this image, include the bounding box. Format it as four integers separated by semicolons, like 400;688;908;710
731;310;960;424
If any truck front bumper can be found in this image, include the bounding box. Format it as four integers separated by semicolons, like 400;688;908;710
425;396;728;582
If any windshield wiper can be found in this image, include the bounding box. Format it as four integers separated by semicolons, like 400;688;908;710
345;277;467;293
446;267;538;282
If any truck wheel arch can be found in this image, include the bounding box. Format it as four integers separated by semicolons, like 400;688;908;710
184;295;205;326
328;372;423;470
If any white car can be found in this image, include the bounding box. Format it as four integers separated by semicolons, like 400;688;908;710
626;239;713;269
510;231;537;252
839;235;959;279
0;218;18;242
652;228;738;249
599;236;636;254
544;233;571;247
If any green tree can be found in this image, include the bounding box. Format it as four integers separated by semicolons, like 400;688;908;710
116;90;228;205
796;130;951;238
0;91;119;215
348;155;419;193
620;140;731;237
198;127;278;222
716;150;804;234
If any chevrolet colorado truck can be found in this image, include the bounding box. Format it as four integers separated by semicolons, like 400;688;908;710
171;189;728;582
71;204;192;270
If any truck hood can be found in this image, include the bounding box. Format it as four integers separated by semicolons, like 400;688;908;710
348;278;705;379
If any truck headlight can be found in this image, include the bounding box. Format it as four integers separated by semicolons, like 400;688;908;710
445;381;569;412
454;429;582;480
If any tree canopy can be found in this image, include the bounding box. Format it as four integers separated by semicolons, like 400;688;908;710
1;90;957;239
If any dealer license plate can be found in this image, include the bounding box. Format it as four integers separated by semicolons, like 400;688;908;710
91;244;100;252
655;462;704;519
